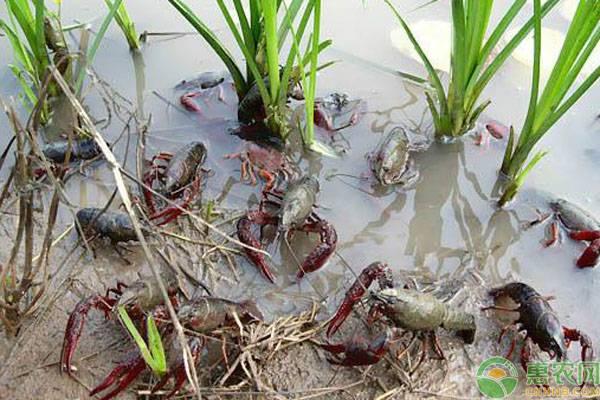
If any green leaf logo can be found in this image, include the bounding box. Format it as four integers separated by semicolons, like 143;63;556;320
476;357;519;399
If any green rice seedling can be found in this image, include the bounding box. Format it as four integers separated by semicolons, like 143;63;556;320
167;0;330;141
1;0;125;118
498;0;600;206
118;306;167;376
385;0;560;140
1;0;51;111
104;0;140;51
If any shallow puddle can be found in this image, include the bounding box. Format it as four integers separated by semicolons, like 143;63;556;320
1;0;599;398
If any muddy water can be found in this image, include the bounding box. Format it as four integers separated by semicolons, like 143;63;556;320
1;0;599;397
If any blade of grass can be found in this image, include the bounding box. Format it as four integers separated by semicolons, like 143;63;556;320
118;306;166;375
215;0;269;102
261;0;281;102
75;0;124;94
384;0;448;117
470;0;560;106
167;0;248;97
147;315;166;374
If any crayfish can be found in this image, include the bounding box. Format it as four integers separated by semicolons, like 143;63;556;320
224;141;296;193
143;142;208;225
237;176;337;283
534;198;600;268
33;138;103;178
322;262;476;368
313;92;364;132
176;71;229;113
483;282;593;372
76;208;137;244
369;127;429;187
61;278;262;400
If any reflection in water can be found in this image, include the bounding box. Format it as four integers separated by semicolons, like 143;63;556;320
407;140;522;280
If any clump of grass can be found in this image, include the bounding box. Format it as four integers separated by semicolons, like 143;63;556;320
104;0;140;51
1;0;54;117
498;0;600;206
167;0;330;146
386;0;560;140
1;0;131;121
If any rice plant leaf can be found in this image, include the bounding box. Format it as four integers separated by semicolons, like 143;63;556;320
261;0;281;101
520;0;543;141
278;0;305;49
9;65;37;106
249;0;261;45
279;0;317;103
425;91;441;132
466;99;491;128
6;0;40;62
76;0;124;93
472;0;560;105
168;0;248;97
384;0;448;116
535;3;599;124
305;0;321;146
464;0;526;101
0;20;35;74
146;315;166;374
499;150;547;207
537;64;600;137
545;26;600;129
308;140;341;158
232;0;256;55
104;0;140;50
117;306;159;373
500;125;515;173
33;0;47;70
216;0;269;102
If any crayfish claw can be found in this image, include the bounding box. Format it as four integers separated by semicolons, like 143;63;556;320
563;327;595;362
326;262;392;337
321;332;390;367
61;295;112;375
576;239;600;268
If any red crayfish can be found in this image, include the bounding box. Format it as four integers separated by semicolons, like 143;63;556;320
237;176;337;283
61;278;262;400
322;262;476;368
143;142;208;225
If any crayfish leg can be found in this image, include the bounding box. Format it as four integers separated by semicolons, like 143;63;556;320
544;221;560;247
152;337;204;398
519;337;535;373
563;327;595;362
89;352;144;396
91;356;146;400
237;213;278;283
